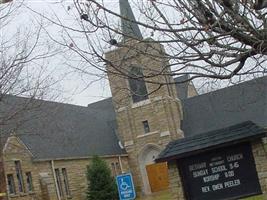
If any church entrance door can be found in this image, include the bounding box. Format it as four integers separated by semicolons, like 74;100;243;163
145;162;169;193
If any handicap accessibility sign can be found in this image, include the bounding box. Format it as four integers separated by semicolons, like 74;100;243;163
116;173;136;200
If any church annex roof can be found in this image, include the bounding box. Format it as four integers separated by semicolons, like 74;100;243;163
1;75;266;161
181;76;267;137
0;96;126;161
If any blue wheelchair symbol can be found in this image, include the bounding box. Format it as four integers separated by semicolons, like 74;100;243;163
120;178;131;191
116;173;136;200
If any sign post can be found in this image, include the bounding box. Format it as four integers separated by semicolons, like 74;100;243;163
116;173;136;200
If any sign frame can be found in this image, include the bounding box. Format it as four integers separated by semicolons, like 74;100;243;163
177;142;262;200
116;173;136;200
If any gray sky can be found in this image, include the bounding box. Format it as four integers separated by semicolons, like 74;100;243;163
4;0;262;106
3;0;117;106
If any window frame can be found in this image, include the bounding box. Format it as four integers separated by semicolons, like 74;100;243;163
7;174;16;195
62;168;71;197
55;168;64;197
14;160;25;193
25;172;34;192
142;120;150;133
111;163;116;177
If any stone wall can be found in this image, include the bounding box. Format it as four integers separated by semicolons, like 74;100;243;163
167;140;267;200
3;136;54;200
252;140;267;195
167;161;185;200
105;39;178;110
106;38;184;195
3;136;129;200
115;96;183;195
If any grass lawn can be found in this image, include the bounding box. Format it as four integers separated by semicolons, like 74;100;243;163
135;191;267;200
136;190;172;200
240;195;267;200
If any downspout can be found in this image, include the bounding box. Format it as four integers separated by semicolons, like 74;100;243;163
118;156;124;173
51;160;61;200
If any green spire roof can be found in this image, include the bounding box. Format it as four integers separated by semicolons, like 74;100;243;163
119;0;143;41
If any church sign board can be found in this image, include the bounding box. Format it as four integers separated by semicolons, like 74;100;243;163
179;143;262;200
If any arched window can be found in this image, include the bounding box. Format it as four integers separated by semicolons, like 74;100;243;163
128;66;148;103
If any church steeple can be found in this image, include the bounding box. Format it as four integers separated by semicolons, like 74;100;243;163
106;4;183;195
119;0;143;41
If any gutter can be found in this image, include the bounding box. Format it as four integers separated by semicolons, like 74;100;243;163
33;154;128;162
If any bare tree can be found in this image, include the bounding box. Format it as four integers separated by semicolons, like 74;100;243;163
0;0;64;124
34;0;267;95
0;1;63;198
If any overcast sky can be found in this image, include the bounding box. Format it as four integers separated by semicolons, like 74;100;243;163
4;0;261;106
2;0;121;106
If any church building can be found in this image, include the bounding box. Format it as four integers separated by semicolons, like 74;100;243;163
0;0;266;200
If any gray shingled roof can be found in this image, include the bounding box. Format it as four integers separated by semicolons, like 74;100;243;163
0;95;126;160
2;76;266;161
181;76;267;137
174;75;190;100
156;121;266;162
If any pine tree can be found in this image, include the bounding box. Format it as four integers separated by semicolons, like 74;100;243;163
86;156;119;200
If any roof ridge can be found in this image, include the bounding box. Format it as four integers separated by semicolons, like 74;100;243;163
3;94;113;110
183;75;267;101
87;97;112;107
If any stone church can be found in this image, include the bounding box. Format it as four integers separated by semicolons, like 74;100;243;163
0;0;267;200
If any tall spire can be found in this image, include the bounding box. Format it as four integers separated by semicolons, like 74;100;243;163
119;0;143;41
